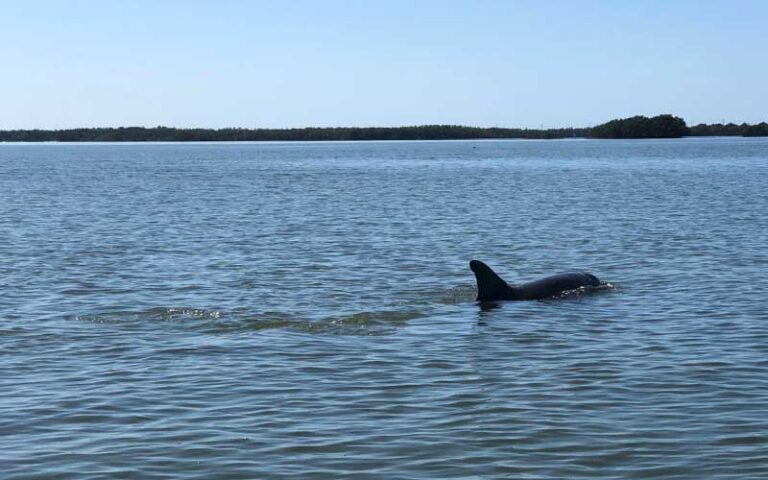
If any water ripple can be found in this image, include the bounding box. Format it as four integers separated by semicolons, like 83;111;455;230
3;139;768;479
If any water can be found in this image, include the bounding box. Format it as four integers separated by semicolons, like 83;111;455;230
2;138;767;479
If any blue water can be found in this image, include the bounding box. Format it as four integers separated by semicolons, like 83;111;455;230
2;138;767;479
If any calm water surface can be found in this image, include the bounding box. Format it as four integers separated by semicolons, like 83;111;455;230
1;138;767;479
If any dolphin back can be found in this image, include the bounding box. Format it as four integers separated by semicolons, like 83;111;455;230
515;272;600;300
469;260;601;302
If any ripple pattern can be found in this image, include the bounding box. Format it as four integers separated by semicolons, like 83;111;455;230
2;138;768;479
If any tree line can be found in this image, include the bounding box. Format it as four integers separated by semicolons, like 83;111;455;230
588;115;768;139
588;114;689;138
689;122;768;137
0;119;765;142
0;125;587;142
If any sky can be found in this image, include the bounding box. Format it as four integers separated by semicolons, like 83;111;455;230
1;0;766;129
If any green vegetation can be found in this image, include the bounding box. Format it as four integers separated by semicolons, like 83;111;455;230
589;114;689;139
743;122;768;137
688;122;768;137
689;122;751;136
0;117;765;142
0;125;587;142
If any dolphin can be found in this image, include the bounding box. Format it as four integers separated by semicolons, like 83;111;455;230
470;260;600;302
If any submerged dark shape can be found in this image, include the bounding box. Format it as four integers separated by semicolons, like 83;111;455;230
470;260;600;302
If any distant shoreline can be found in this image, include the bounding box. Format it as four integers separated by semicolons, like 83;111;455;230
2;137;765;146
0;125;586;142
0;117;766;142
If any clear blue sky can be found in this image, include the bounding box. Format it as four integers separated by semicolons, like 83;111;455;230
2;0;766;129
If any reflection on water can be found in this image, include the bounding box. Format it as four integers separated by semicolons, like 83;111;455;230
2;138;768;479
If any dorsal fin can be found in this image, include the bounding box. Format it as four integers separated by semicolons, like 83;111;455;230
469;260;516;301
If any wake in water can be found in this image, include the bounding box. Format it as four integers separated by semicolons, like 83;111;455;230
73;306;428;336
71;280;617;334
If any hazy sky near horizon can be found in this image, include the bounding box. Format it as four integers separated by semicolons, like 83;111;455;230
2;0;766;129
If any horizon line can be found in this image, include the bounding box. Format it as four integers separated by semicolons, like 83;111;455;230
1;120;764;132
